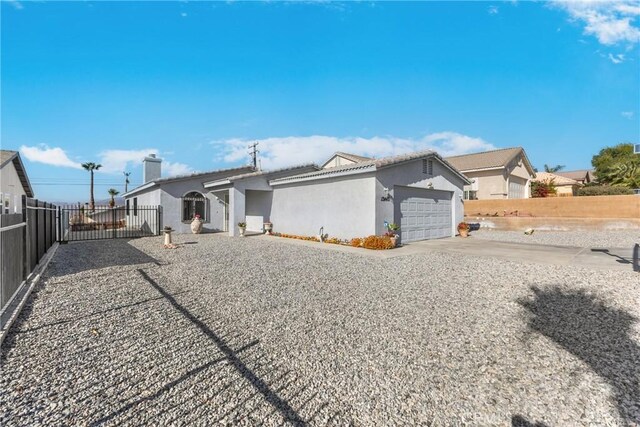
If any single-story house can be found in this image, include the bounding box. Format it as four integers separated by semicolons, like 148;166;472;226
555;170;595;185
445;147;536;200
1;150;34;214
124;150;470;243
533;172;581;197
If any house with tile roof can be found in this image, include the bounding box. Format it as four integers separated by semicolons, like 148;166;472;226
124;149;470;242
1;150;34;214
445;147;536;200
533;172;582;197
555;169;595;185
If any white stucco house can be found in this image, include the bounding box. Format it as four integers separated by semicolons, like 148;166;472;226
1;150;34;214
123;149;470;243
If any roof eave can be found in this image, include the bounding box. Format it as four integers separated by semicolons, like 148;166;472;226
12;154;34;197
270;165;376;186
122;182;157;198
203;179;232;189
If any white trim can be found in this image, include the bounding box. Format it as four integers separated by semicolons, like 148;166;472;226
456;166;505;173
0;222;26;232
122;182;156;198
269;165;376;186
203;179;231;189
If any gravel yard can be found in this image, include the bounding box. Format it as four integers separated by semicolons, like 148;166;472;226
1;234;639;426
472;229;640;248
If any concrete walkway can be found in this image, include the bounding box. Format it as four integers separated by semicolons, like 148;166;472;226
257;234;638;272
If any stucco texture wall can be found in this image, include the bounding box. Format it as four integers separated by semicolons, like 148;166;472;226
464;170;508;199
160;180;226;233
375;158;466;236
270;174;376;239
465;195;640;218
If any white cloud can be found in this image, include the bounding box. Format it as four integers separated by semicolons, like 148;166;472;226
6;1;24;10
621;111;634;119
180;12;188;17
608;52;626;63
163;161;194;176
20;145;82;169
211;132;496;170
488;5;499;15
553;1;640;45
98;149;158;173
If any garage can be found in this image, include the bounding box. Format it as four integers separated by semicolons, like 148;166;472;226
394;186;453;242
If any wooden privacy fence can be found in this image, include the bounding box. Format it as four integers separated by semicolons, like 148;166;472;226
0;196;57;318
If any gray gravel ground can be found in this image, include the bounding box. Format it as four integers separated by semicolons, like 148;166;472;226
1;234;639;426
472;229;640;249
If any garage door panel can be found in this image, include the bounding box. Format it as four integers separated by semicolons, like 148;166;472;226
395;187;452;243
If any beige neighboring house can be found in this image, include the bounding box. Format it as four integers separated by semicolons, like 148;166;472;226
321;152;374;169
533;172;581;197
555;169;595;185
445;147;536;200
0;150;34;214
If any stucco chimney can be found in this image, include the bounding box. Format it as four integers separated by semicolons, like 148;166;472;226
143;154;162;183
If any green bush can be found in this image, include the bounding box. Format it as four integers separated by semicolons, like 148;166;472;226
577;185;634;196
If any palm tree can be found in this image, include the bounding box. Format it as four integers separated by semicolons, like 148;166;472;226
107;188;120;208
544;164;565;173
82;162;102;211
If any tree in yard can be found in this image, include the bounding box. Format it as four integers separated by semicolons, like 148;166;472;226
82;162;102;211
531;178;557;198
108;188;120;208
544;164;565;173
592;143;640;188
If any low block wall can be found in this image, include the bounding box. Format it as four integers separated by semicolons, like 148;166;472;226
465;195;640;219
464;216;640;231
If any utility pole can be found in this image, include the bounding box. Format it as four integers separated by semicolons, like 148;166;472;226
124;171;131;193
248;142;259;170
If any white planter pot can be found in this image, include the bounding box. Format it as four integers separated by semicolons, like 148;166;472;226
239;227;246;237
191;218;203;234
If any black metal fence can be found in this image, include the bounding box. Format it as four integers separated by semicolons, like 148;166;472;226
1;197;57;317
58;205;162;242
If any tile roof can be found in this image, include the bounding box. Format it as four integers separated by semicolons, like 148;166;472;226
333;152;374;163
445;147;530;172
555;170;594;181
533;172;580;186
271;149;471;185
0;150;34;197
0;150;18;166
203;164;320;188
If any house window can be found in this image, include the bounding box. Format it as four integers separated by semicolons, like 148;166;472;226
126;199;130;216
464;190;478;200
133;198;138;216
422;159;433;176
182;192;206;222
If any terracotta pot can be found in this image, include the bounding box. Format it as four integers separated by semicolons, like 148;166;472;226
390;236;398;247
191;218;203;234
458;228;469;238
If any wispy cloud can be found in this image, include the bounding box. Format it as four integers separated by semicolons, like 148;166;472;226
211;132;496;170
608;52;626;63
98;149;158;173
163;161;194;176
621;111;634;119
552;1;640;46
488;5;499;15
6;0;24;10
20;145;82;169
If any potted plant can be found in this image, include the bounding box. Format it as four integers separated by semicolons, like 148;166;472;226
191;214;203;234
264;221;273;235
457;222;470;238
387;223;400;247
238;221;247;237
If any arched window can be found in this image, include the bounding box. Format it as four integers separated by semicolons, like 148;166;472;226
182;192;206;222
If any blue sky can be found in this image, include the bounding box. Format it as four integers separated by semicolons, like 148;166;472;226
2;0;639;202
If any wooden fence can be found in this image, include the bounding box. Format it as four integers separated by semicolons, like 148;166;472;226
1;196;57;320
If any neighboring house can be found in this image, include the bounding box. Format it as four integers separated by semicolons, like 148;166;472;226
555;170;595;185
321;152;373;169
445;147;536;200
533;172;581;197
0;150;34;214
124;150;470;242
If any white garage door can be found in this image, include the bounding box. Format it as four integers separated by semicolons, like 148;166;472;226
395;186;452;242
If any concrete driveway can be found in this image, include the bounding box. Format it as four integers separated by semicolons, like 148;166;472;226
409;237;637;272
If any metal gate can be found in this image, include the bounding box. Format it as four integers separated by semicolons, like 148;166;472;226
58;205;162;242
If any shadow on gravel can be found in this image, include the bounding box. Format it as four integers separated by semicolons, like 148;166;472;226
519;287;640;425
97;268;311;426
52;240;161;276
511;415;548;427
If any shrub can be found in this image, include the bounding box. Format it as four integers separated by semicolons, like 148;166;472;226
457;222;470;231
350;238;363;247
362;235;395;250
531;179;557;198
577;185;634;196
